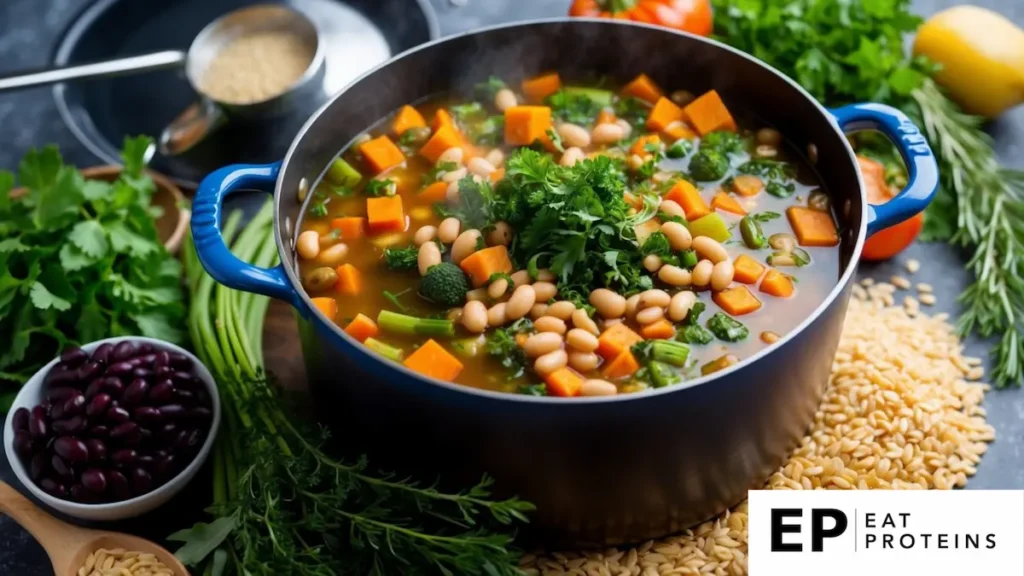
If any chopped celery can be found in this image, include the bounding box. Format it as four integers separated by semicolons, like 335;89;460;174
562;86;614;106
679;249;699;269
326;157;362;187
648;361;680;388
650;340;690;367
687;213;731;243
377;310;455;337
365;338;404;361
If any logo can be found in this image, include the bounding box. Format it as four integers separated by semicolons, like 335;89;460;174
770;508;847;552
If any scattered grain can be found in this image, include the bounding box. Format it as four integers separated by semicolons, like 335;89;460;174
79;548;174;576
905;258;921;274
919;293;937;306
891;275;911;290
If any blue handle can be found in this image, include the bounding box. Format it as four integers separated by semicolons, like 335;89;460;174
828;103;938;237
191;162;299;305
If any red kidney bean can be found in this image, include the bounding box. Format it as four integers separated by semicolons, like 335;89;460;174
154;365;174;378
13;430;33;458
137;343;155;355
61;394;85;418
187;407;212;421
81;468;107;494
168;352;191;370
59;347;88;368
30;453;48;481
44;365;77;388
106;406;130;424
29;407;48;439
84;379;103;399
104;361;133;377
51;455;73;478
153;351;170;370
148;380;174;404
131;367;153;380
153;454;175;479
110;422;141;445
159;404;185;418
46;387;79;405
171;371;197;387
140;427;152;442
52;416;86;435
112;448;137;465
130;467;152;494
175;389;196;404
89;425;109;438
89;343;114;365
133;406;162;426
39;477;65;497
107;469;130;499
111;341;136;362
171;429;189;450
130;353;157;367
12;407;29;432
50;401;67;421
137;454;155;469
54;436;89;463
86;394;112;418
77;361;103;381
122;379;148;407
85;438;107;463
157;422;177;442
100;377;125;396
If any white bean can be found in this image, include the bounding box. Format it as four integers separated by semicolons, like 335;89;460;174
524;332;564;357
530;303;549;319
643;254;663;273
296;230;320;260
757;128;782;146
488;221;513;246
566;328;599;353
488;278;509;300
638;289;671;309
506;285;537;321
495;88;517;112
658;264;691;287
615;119;633;139
659;199;685;219
536;269;556;282
692;259;714;288
636;306;664;325
560;146;586;167
590;288;626;318
438;147;464;166
446;180;460;204
627;154;645;171
413;225;437;246
557;123;591;148
692;236;729;264
485;148;506;168
546;301;576;321
437;217;461;243
468;157;496;177
581;379;618;396
462;301;488;333
511;270;531;287
625;294;641;319
598;318;623;331
534;349;568;376
451;229;483;265
571;309;600;336
532;281;557;302
568;351;600;372
316;243;349;266
487;303;507;326
661;221;693;251
711;260;735;292
417;241;442;276
668;291;698;322
442;167;467;183
466;287;488;302
535;316;567;335
591;123;625;145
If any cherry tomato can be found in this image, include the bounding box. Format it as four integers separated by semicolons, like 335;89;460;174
569;0;713;37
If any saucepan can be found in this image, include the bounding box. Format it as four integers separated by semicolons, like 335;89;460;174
190;19;937;546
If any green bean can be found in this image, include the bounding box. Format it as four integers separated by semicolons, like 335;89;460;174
739;216;766;249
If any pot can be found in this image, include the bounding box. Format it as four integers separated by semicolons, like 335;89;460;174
190;19;938;546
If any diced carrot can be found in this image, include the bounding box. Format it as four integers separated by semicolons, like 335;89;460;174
710;191;746;216
504;106;553;146
630;134;661;157
489;167;505;182
419;124;463;164
522;72;562;102
358;135;406;174
419;181;449;203
731;175;764;197
329;217;365;240
664;122;696;141
603;350;640;380
857;155;894;204
335;263;363;296
664;180;710;220
459;245;513;287
733;254;766;284
545;367;585;397
392;105;426;136
639;319;675;340
633;218;661;245
310;297;337;319
597;109;617;125
366;196;406;234
622;73;663;104
403;339;464;381
787;206;839;247
682;90;737;136
344;313;379;342
712;286;762;316
646;97;685;132
760;269;795;298
596;323;643;361
431;109;455;132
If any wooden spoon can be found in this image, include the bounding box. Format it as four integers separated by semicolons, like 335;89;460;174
0;481;189;576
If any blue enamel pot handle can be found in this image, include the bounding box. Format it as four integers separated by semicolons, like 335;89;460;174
191;161;302;306
828;103;939;236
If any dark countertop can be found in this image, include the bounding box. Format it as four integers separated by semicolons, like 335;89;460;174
2;0;1023;573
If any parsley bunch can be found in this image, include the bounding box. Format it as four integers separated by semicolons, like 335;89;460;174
0;138;184;400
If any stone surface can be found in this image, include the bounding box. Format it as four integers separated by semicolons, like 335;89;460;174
1;0;1023;572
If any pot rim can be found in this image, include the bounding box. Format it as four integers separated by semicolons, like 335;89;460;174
275;17;868;404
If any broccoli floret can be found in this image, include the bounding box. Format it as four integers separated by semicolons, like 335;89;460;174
688;149;730;181
699;131;745;154
419;262;469;307
383;246;418;271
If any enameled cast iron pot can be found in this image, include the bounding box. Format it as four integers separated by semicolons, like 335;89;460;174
191;19;938;546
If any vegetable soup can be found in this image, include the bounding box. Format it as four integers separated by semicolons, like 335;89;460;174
294;72;841;397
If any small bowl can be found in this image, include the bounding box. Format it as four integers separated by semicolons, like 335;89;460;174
3;337;220;522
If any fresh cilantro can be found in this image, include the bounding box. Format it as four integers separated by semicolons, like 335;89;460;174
699;131;746;155
752;211;782;223
737;159;794;181
486;318;533;380
546;128;565;153
422;161;458;186
613;96;650;130
383;246;418;271
765;181;796;198
678;325;713;345
309;202;328;217
365;178;396;197
466;115;504;146
547;90;602;126
434;176;494;231
450;102;486;125
517;383;548;396
474;76;507;102
707;312;749;342
666;139;694;159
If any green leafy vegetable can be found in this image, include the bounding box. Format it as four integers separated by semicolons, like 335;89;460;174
613;97;650;130
364;178;397;197
474;76;507;102
382;288;411;312
383;246;418;271
487;318;534;380
688;149;730;181
435;176;495;231
699;131;746;155
666;139;694;159
547;90;603;126
738;159;793;181
707;312;749;342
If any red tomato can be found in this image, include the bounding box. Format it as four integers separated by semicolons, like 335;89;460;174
857;156;923;261
569;0;713;36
